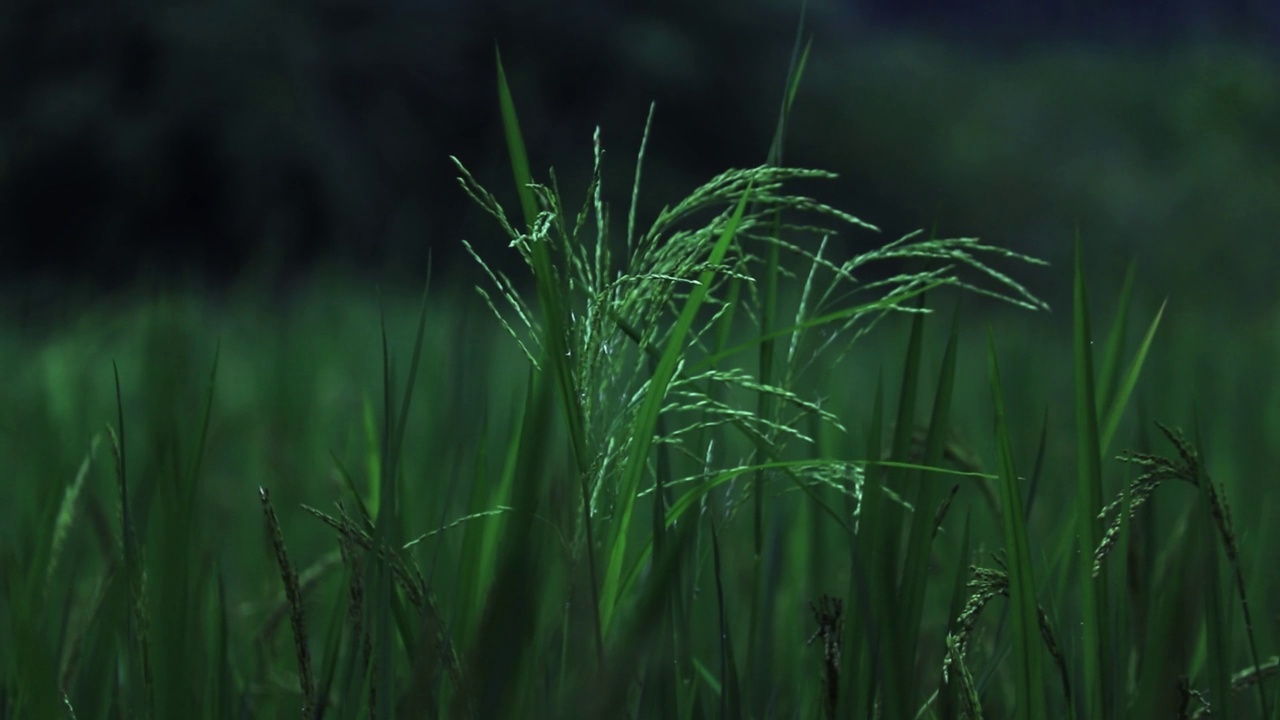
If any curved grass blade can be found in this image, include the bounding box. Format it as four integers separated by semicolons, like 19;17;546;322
1095;263;1135;408
1099;299;1166;455
599;179;756;635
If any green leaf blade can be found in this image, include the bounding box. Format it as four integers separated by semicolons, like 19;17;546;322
987;328;1047;720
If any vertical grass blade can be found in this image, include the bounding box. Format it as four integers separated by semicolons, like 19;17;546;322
873;296;928;719
987;328;1047;719
747;14;811;701
149;339;220;720
897;300;961;712
709;517;742;720
1132;507;1197;717
456;366;555;718
1071;239;1112;719
494;47;603;666
1095;262;1135;408
599;180;755;634
111;360;154;720
848;375;886;719
764;0;811;169
1099;299;1166;455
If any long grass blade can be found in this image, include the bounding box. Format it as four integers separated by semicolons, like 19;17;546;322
987;329;1047;718
494;47;603;666
1095;263;1135;408
1072;238;1112;719
849;376;885;719
897;299;961;713
599;179;755;634
1099;299;1166;454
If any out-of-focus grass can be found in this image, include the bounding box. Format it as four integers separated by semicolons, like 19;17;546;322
2;250;1278;717
787;37;1280;317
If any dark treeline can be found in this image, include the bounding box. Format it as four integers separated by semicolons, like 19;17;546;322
1;0;1275;300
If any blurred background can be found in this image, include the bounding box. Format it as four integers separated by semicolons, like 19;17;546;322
2;0;1277;323
3;0;1278;507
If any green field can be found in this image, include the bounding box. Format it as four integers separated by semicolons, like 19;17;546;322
3;34;1279;720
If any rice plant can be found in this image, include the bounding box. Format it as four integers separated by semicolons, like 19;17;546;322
1;12;1276;720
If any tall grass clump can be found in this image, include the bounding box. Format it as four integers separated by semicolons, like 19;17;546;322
442;36;1050;714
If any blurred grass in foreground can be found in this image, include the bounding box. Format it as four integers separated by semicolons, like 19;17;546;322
2;245;1278;718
